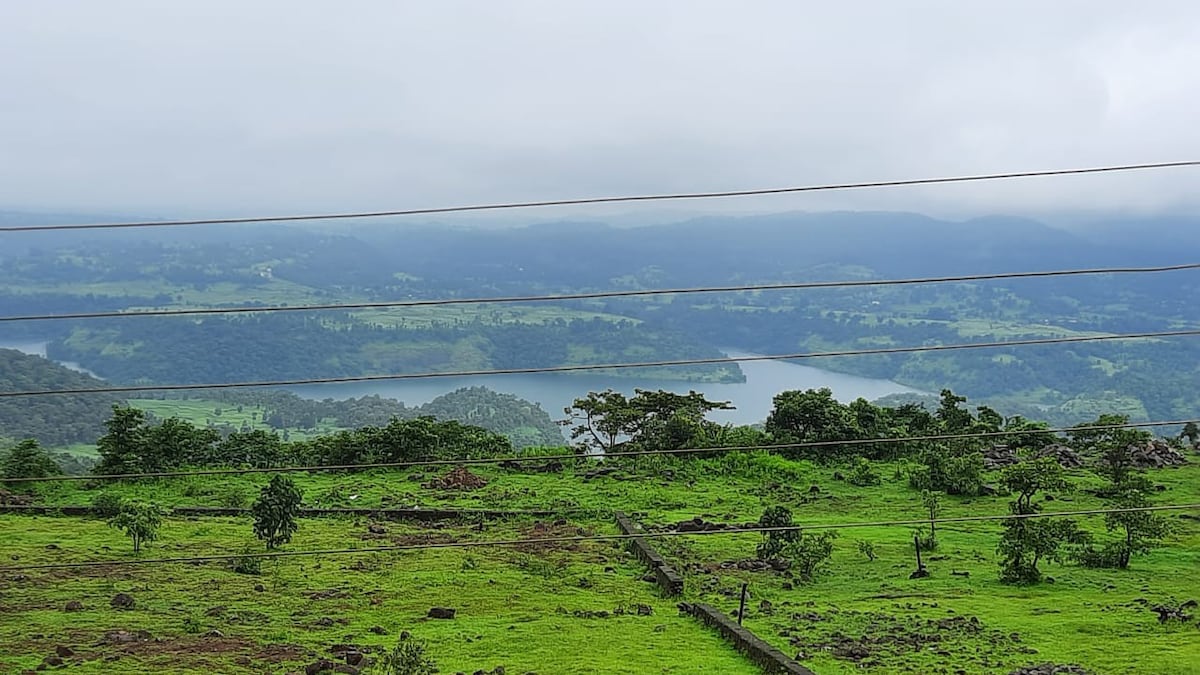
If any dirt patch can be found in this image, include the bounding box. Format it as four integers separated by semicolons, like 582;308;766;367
422;466;488;490
514;520;591;552
782;609;1037;670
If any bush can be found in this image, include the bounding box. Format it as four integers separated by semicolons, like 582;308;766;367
231;552;263;576
91;492;126;518
856;540;876;562
846;457;881;486
377;635;437;675
782;531;838;582
220;487;249;509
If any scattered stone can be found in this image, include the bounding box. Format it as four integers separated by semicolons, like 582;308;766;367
369;626;388;635
1128;440;1188;468
54;646;74;658
367;524;387;535
64;601;83;612
1151;603;1194;623
42;656;64;667
110;593;135;610
45;544;60;550
951;570;970;577
315;617;335;627
305;659;337;675
254;584;266;593
204;629;225;638
428;607;457;619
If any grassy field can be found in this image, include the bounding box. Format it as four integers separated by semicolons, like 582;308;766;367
3;453;1198;673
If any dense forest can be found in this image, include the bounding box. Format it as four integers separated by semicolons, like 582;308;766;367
0;349;122;446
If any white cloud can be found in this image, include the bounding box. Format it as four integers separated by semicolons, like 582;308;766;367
1;0;1197;219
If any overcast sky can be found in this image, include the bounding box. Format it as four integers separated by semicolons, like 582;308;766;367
2;1;1198;221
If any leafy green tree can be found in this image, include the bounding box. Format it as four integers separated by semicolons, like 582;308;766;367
766;388;859;460
252;476;303;549
95;405;150;474
935;389;973;433
561;389;730;454
909;445;984;496
755;505;797;560
108;502;163;553
1;439;61;486
997;458;1080;583
1181;421;1199;449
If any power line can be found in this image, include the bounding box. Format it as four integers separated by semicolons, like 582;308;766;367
1;161;1197;233
3;328;1198;399
2;263;1197;323
3;503;1195;572
5;416;1193;484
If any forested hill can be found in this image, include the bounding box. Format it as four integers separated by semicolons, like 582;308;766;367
0;349;122;446
179;386;565;448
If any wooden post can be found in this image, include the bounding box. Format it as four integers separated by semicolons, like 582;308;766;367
737;582;749;625
914;533;923;571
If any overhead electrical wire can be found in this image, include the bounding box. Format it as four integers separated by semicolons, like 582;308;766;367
3;328;1198;399
3;503;1196;572
1;263;1197;323
4;416;1194;484
1;161;1197;233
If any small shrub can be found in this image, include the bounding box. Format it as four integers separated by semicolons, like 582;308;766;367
220;487;249;509
231;552;263;576
377;634;437;675
182;616;203;634
847;457;881;487
913;527;938;552
460;554;478;571
782;531;838;582
856;540;876;562
91;492;126;518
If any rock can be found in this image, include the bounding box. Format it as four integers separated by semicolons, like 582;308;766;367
344;651;365;666
1035;444;1085;469
204;629;225;638
428;607;457;619
42;656;64;667
315;617;335;627
54;646;74;658
1128;440;1188;468
45;544;60;550
983;445;1019;470
369;625;388;635
400;630;411;639
305;659;337;675
635;604;653;616
909;568;931;579
64;601;83;612
807;485;821;494
110;593;135;609
332;665;360;674
367;524;387;535
254;584;266;592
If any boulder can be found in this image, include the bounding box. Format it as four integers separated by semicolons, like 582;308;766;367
110;593;135;610
428;607;457;619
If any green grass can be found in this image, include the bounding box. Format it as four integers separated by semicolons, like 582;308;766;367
127;399;340;440
0;516;756;674
4;453;1199;673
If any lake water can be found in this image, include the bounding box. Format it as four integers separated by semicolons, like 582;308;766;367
1;342;921;426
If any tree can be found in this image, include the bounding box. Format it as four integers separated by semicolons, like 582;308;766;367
1181;421;1199;449
766;388;859;460
915;490;942;551
1;439;61;486
753;506;835;581
108;502;163;553
909;445;984;496
560;390;638;453
95;405;149;474
252;475;303;549
560;389;731;454
996;458;1081;583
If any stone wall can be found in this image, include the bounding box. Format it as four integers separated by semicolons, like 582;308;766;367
614;511;684;596
684;602;815;675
